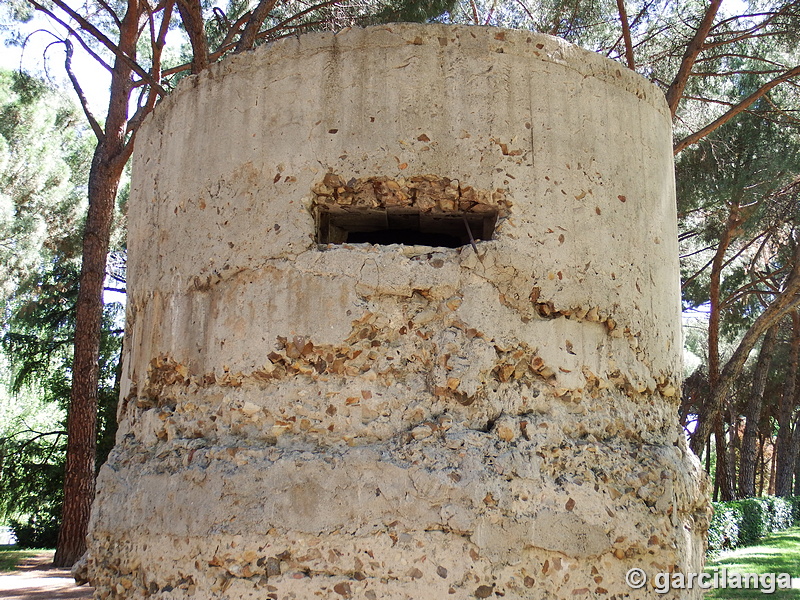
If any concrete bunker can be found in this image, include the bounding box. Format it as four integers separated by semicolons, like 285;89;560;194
87;23;710;600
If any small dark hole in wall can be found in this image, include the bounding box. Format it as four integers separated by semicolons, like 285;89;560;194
316;208;497;248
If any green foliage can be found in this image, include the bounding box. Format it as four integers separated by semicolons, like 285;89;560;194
0;69;91;304
0;369;65;545
765;495;795;531
677;108;800;318
707;501;741;553
362;0;458;24
0;268;72;532
708;496;797;554
738;497;773;545
3;261;80;399
442;0;624;47
0;72;122;535
0;263;74;532
790;496;800;521
0;259;123;532
9;514;60;549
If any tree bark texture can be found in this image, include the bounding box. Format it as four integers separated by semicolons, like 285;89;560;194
53;0;138;568
615;0;635;70
176;0;209;73
54;149;126;568
794;437;800;496
690;206;739;456
775;311;800;497
769;444;777;494
664;0;722;117
758;434;766;496
691;241;800;456
738;323;779;497
234;0;279;53
714;416;734;501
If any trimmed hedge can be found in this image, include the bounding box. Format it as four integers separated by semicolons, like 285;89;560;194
707;502;741;552
707;495;797;554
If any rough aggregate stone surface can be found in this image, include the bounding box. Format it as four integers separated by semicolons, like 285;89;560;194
87;23;710;600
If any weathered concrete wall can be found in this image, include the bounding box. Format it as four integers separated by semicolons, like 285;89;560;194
87;23;710;600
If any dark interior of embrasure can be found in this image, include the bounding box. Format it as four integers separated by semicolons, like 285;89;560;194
316;208;498;248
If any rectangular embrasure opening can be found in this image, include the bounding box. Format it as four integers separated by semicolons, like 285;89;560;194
312;174;507;248
316;207;498;247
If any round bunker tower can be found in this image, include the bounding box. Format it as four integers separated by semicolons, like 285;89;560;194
87;23;710;600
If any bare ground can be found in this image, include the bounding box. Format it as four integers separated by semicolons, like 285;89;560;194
0;550;93;600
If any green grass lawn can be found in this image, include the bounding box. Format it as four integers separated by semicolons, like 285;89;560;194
0;546;42;571
704;527;800;599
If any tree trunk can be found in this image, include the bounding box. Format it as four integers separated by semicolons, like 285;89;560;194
53;1;138;568
728;406;738;494
712;438;719;501
176;0;209;73
758;433;765;496
715;417;735;501
53;148;129;568
775;311;800;497
738;323;779;497
615;0;635;70
691;242;800;456
794;436;800;496
690;206;739;456
769;444;777;495
786;416;800;496
664;0;722;117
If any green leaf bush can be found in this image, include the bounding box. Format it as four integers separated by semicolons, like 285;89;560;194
707;496;797;555
9;513;60;549
707;501;741;553
765;496;794;531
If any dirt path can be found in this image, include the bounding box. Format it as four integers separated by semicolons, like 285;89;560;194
0;551;94;600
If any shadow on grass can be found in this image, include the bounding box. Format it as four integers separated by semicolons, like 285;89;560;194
704;528;800;599
0;546;40;572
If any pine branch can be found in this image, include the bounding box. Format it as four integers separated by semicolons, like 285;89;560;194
255;0;342;40
710;9;786;32
235;0;280;53
25;14;114;76
128;0;174;133
680;244;715;259
94;0;123;29
160;12;250;77
690;69;785;77
682;255;716;290
694;53;791;68
176;0;209;72
615;0;635;70
680;95;736;107
63;37;104;141
28;0;167;97
5;430;68;450
674;64;800;154
665;0;723;117
703;29;794;50
691;242;800;454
